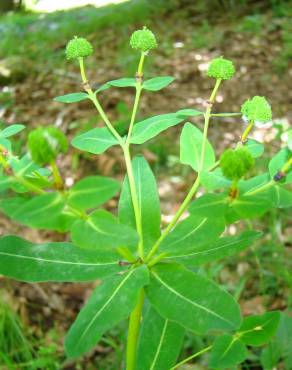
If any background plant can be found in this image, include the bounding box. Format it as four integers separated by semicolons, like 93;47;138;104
0;25;291;370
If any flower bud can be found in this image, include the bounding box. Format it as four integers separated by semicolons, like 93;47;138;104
130;26;157;52
28;126;68;166
241;96;272;123
65;36;93;60
220;147;254;180
207;57;235;80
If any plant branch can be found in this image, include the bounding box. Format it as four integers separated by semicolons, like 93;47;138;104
126;289;145;370
146;78;222;262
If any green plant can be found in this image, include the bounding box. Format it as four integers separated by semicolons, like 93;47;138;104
0;27;291;370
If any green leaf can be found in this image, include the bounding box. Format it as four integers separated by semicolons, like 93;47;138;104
189;193;228;217
54;92;89;103
0;124;25;138
143;76;175;91
0;235;124;282
130;114;184;144
137;306;184;370
159;215;225;255
71;127;118;154
164;231;261;266
269;186;292;208
176;109;204;118
269;148;292;184
180;122;215;172
106;78;136;88
239;173;270;193
245;139;264;158
238;311;281;346
1;193;74;232
0;138;11;151
70;209;138;250
119;155;160;253
230;195;272;219
68;176;120;210
200;168;231;190
288;129;292;151
146;264;242;334
209;334;247;369
65;265;149;358
0;173;12;192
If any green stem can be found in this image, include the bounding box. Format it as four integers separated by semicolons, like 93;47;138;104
126;52;144;144
123;145;144;259
14;176;45;194
146;175;200;262
145;79;221;262
78;57;123;145
241;120;254;142
170;345;212;370
50;160;63;189
126;289;145;370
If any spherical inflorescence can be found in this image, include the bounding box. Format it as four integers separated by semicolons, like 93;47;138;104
241;96;272;123
65;36;93;60
207;57;235;80
130;26;157;53
220;147;254;181
28;126;68;166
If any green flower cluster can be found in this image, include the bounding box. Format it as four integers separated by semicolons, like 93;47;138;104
130;26;157;52
207;57;235;80
241;96;272;123
28;126;68;166
220;147;254;180
65;36;93;60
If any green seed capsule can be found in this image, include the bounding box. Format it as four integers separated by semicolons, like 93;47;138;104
207;57;235;80
220;147;254;180
28;126;68;166
65;36;93;60
241;96;272;123
130;26;157;52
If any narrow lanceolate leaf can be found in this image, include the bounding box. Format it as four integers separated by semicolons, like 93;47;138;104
0;124;25;139
1;192;71;231
245;139;264;158
176;109;204;118
70;209;138;250
189;193;228;217
65;265;149;358
164;231;261;266
146;264;242;334
269;147;292;184
180;122;215;172
0;235;124;282
143;76;175;91
119;156;161;253
209;334;247;369
137;307;184;370
71;127;118;155
238;311;281;347
130;114;184;144
54;92;89;103
159;215;225;255
68;176;120;210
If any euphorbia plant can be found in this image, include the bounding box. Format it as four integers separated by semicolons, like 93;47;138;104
0;27;291;369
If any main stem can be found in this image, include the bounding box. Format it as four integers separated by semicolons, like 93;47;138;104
126;289;145;370
125;52;146;370
146;78;222;262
